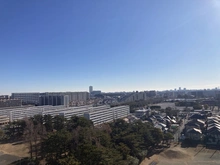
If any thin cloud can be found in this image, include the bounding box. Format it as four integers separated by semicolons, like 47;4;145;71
164;11;208;36
212;0;220;8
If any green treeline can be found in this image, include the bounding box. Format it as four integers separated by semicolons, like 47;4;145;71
3;115;169;165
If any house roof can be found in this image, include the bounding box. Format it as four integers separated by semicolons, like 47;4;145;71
207;128;220;134
187;119;205;126
207;119;220;124
190;114;205;120
187;128;202;134
207;125;220;133
207;117;220;122
171;119;177;124
208;122;220;128
158;122;166;128
186;122;200;128
197;119;205;125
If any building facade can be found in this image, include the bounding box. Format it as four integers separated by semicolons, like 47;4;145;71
11;93;40;105
0;99;22;108
39;94;69;106
84;105;130;125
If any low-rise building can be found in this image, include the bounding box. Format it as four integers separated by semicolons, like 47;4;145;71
186;128;203;140
206;116;220;146
135;109;151;118
0;115;9;125
0;99;22;108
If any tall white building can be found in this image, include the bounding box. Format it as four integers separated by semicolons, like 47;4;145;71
89;86;93;94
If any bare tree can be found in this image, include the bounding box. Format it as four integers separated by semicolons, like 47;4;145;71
24;118;34;159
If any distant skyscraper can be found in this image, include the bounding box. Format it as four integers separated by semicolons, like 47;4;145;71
89;86;93;93
179;87;181;91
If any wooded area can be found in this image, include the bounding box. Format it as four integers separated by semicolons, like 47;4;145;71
2;115;172;165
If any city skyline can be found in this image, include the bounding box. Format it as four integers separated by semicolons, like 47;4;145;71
1;85;220;96
1;0;220;94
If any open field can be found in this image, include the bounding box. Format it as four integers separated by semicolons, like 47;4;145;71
0;142;29;165
141;144;220;165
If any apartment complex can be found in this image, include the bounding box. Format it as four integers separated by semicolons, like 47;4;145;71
84;105;130;125
11;93;40;105
125;91;156;102
39;94;70;107
0;99;22;108
0;104;129;125
11;92;89;106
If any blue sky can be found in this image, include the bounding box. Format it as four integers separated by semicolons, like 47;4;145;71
1;0;220;94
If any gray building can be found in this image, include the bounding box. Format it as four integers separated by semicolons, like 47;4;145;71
11;93;40;105
89;86;93;94
39;94;69;107
0;99;22;108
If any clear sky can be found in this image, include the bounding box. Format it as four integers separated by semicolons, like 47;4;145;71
1;0;220;94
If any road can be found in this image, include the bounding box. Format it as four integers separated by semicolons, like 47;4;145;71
174;118;187;142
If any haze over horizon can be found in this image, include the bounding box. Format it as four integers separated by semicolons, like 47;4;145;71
1;0;220;95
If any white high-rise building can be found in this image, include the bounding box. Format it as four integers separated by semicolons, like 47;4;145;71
89;86;93;93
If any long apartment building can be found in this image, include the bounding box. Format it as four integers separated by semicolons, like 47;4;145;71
11;92;89;106
0;104;129;126
11;93;40;105
59;105;111;120
0;99;22;108
84;105;130;125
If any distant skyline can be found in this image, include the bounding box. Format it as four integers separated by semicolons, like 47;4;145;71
1;0;220;95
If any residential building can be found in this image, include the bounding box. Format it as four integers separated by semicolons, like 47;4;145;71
91;90;102;95
0;115;9;125
84;105;130;125
0;95;9;99
206;116;220;146
186;128;203;140
135;109;151;118
11;93;40;105
0;99;22;108
39;94;69;106
0;104;129;125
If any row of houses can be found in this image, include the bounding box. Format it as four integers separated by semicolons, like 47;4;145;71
184;118;205;141
206;116;220;146
134;108;179;132
183;112;220;147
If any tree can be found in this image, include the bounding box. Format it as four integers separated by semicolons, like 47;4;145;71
67;116;93;132
53;115;65;131
75;143;103;165
151;128;163;146
193;104;202;110
58;155;80;165
16;120;26;138
24;118;35;159
204;104;209;110
42;130;72;163
163;132;174;146
0;129;5;140
117;143;130;160
165;107;172;116
44;114;53;132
